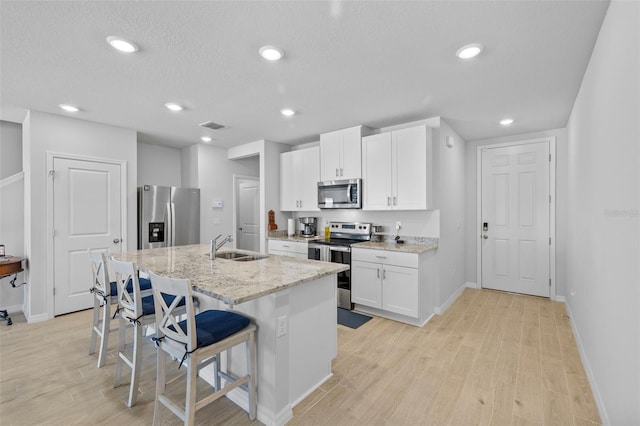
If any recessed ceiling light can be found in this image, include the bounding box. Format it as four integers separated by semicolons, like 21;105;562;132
259;46;284;61
165;103;184;112
500;118;515;126
201;136;212;143
280;108;295;117
59;104;79;113
106;36;139;53
456;43;483;59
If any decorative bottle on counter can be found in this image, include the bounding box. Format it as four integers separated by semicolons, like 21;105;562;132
0;244;5;257
324;221;330;240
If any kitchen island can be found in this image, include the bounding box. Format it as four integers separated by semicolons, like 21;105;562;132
114;244;348;426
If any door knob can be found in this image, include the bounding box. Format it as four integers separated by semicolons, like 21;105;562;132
113;238;121;243
238;227;243;231
482;235;488;239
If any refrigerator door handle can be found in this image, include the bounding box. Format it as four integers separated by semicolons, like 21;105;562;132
170;202;176;247
166;202;172;246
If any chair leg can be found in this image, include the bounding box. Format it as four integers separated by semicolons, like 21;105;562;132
114;316;126;387
213;353;221;391
185;357;198;426
127;323;143;407
97;301;111;368
248;332;257;421
153;346;167;426
88;297;100;356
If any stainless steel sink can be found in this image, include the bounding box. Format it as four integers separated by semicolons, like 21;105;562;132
216;252;250;260
232;255;267;262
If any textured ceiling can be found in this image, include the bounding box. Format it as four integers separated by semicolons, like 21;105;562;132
0;1;609;149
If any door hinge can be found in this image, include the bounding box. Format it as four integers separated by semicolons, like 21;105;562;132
549;278;551;287
53;287;56;296
549;237;552;245
48;169;55;179
549;195;551;203
549;154;551;162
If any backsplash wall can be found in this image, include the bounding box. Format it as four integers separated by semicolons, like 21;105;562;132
290;209;439;238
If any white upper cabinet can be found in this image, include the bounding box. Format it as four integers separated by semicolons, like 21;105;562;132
320;125;372;181
362;125;433;210
280;147;320;211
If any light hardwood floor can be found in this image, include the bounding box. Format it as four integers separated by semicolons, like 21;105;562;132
0;288;601;425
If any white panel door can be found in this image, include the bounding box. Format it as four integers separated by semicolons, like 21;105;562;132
382;264;418;317
320;130;342;181
280;151;297;211
481;142;550;297
237;179;259;251
53;157;122;315
340;126;362;180
299;147;320;211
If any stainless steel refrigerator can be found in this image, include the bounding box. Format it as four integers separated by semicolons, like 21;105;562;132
137;185;200;249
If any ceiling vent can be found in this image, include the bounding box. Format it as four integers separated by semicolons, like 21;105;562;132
199;121;227;131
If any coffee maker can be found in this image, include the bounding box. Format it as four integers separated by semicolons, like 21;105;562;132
298;217;317;237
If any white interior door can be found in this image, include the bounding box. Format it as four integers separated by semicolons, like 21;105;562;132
53;157;122;315
481;142;550;297
237;178;259;251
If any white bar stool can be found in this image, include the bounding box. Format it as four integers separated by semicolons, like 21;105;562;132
87;250;117;368
148;271;257;425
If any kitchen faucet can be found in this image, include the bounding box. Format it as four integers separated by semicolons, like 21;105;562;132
210;234;233;260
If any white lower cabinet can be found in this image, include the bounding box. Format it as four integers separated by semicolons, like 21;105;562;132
268;240;308;259
352;247;432;325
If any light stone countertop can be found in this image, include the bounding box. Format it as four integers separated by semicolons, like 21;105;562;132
352;241;438;254
113;244;348;306
267;230;321;242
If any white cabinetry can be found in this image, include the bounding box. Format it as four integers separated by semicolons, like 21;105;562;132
280;147;319;211
320;126;372;181
362;125;433;210
352;247;433;325
268;240;308;259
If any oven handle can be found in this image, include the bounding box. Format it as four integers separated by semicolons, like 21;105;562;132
329;246;351;253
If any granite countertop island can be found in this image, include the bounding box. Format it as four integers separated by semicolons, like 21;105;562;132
113;243;346;425
114;243;348;306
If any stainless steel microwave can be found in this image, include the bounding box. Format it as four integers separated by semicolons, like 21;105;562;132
317;179;362;209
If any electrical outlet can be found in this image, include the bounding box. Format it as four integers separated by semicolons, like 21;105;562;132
395;221;401;230
277;315;287;337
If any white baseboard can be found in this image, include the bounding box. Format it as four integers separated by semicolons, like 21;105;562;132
27;312;49;323
291;372;332;407
564;302;610;426
552;295;566;302
434;283;467;315
465;281;479;289
0;304;23;314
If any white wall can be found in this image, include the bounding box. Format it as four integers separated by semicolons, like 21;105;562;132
185;144;259;246
23;111;137;321
433;119;467;308
1;120;23;179
564;2;639;424
0;120;25;311
137;142;181;187
464;128;567;297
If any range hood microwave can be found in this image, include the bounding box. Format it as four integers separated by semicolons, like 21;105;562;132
317;179;361;209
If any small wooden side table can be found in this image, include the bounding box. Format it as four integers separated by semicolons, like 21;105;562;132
0;256;25;326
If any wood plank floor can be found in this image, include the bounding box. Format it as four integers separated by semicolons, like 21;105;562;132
0;288;601;425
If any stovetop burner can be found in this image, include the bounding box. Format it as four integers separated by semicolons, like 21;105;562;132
309;222;372;247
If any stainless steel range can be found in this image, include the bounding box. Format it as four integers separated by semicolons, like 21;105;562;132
308;222;371;310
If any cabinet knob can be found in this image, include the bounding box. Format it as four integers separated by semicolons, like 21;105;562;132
336;168;339;177
387;196;391;206
482;235;488;239
393;196;397;205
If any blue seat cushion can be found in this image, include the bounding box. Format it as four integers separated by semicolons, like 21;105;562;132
109;277;152;297
140;293;186;316
169;310;250;349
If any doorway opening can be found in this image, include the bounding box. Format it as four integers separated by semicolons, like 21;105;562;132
233;175;260;252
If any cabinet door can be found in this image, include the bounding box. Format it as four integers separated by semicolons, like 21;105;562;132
382;264;418;317
299;147;320;211
351;260;382;308
280;151;298;211
362;133;392;210
320;130;342;181
392;125;428;210
340;126;363;179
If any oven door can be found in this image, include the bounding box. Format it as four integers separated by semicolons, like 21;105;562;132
308;244;328;262
329;246;352;309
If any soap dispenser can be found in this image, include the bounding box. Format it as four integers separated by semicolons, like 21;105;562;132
324;221;330;240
